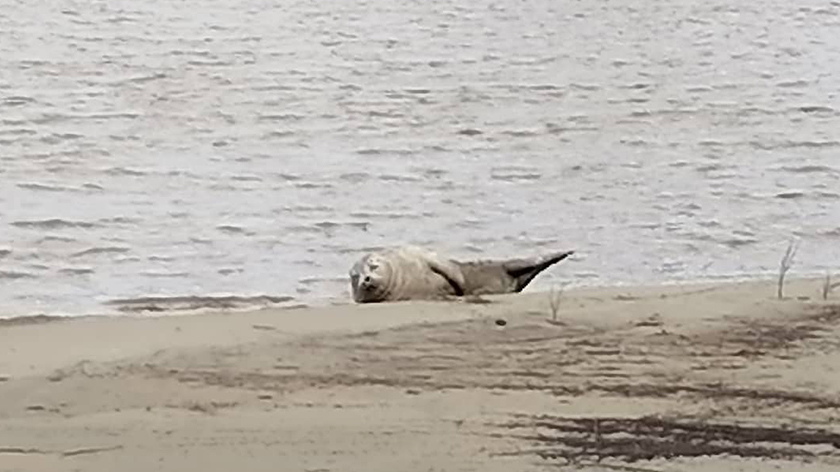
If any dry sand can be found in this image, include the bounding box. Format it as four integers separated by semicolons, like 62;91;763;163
2;277;840;471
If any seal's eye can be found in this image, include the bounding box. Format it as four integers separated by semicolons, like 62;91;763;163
368;263;379;271
363;275;371;284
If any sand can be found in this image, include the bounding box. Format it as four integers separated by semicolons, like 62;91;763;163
2;277;840;471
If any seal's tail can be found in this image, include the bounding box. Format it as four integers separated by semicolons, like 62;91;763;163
503;250;574;292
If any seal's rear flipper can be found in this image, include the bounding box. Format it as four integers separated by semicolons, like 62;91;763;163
502;250;574;292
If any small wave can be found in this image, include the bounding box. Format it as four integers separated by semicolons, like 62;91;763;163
453;219;485;230
490;171;542;182
335;246;387;255
72;246;130;257
461;244;485;253
79;112;141;120
820;228;840;238
148;255;175;262
106;294;295;313
719;236;759;248
98;216;140;225
122;73;166;84
298;276;348;286
777;164;837;174
231;174;263;182
348;211;414;220
0;270;36;279
38;235;76;243
754;140;840;150
272;172;301;181
140;271;190;278
12;219;98;230
501;129;540;137
58;267;94;275
294;181;333;189
457;128;483;136
777;79;809;88
17;182;94;193
314;221;369;231
776;191;806;200
0;249;10;258
273;204;331;215
103;167;148;176
366;109;404;118
1;96;36;107
257;113;305;122
216;225;253;235
796;105;835;114
570;83;600;91
379;174;420;182
0;127;36;137
355;148;416;156
685;85;713;93
339;172;370;183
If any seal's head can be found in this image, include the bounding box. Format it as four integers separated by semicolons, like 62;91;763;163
349;254;391;303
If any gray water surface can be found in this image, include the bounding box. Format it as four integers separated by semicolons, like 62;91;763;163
2;0;839;316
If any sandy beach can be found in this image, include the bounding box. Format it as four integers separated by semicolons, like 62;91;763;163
2;277;840;471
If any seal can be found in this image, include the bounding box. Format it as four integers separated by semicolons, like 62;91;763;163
349;246;466;303
349;246;574;303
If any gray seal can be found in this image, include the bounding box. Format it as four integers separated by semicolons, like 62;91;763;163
349;245;573;303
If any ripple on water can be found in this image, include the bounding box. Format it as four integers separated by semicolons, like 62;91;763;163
0;270;37;280
379;174;421;182
72;246;131;257
12;219;99;230
140;270;190;278
795;105;835;114
102;167;148;176
98;216;141;225
58;267;95;275
313;221;370;231
776;191;807;200
776;164;838;175
355;148;417;156
719;235;760;248
16;182;89;193
216;225;255;235
490;166;543;182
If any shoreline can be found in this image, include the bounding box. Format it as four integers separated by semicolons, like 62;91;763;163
2;276;839;471
1;270;831;323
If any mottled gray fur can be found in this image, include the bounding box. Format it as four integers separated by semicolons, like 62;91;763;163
349;246;573;303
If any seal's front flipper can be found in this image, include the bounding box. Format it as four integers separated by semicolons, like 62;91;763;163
502;250;574;292
427;260;465;296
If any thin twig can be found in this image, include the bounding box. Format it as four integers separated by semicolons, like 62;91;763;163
777;240;799;299
823;273;832;301
548;284;565;322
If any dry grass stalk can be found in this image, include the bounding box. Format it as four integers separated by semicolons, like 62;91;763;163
548;284;566;322
777;240;799;299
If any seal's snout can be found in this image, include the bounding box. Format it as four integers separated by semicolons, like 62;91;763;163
361;274;379;292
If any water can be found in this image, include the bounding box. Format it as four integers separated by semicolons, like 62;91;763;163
1;0;839;317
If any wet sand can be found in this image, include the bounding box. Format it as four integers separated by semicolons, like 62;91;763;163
2;277;840;471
